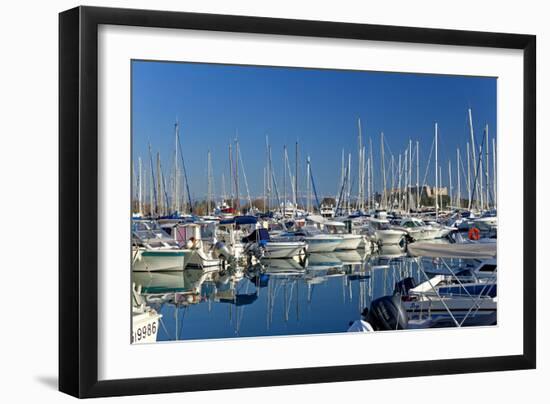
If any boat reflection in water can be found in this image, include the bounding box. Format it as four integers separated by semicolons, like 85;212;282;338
132;244;496;342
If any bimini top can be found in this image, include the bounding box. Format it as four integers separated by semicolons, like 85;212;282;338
242;228;270;243
219;215;258;226
408;241;496;259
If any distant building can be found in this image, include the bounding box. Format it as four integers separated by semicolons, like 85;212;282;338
421;185;448;197
387;185;448;198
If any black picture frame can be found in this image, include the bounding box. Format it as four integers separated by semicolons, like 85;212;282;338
59;5;536;398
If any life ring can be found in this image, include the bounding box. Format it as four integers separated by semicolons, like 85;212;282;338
468;227;480;241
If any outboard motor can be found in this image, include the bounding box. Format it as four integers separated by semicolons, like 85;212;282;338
213;241;236;266
367;295;408;331
393;277;416;296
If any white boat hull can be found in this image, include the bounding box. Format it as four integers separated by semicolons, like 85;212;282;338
185;249;222;268
132;310;162;343
305;237;343;253
375;230;406;245
132;249;187;272
264;242;307;259
404;226;453;241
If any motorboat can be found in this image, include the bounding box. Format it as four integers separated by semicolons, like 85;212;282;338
132;220;190;272
173;222;227;269
282;226;343;253
242;228;307;259
424;258;497;282
216;215;259;263
407;239;496;260
359;218;407;247
402;241;497;326
401;274;497;316
392;217;452;241
324;221;364;250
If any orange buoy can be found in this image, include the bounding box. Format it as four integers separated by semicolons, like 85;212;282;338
468;227;480;240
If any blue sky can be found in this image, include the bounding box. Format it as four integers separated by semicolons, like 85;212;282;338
132;60;496;200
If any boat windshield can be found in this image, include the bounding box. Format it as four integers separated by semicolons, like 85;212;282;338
401;219;424;228
132;227;175;247
199;223;217;239
370;221;391;231
303;226;323;236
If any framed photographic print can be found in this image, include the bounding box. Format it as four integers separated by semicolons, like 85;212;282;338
59;6;536;398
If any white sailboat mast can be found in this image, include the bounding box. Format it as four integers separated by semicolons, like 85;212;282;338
265;135;271;211
403;149;408;212
235;135;240;212
416;140;420;211
467;141;471;210
156;152;162;216
306;156;311;213
397;153;402;212
485;124;490;210
435;122;439;219
456;148;461;208
283;145;287;215
479;143;484;210
263;167;267;212
237;142;252;212
390;155;395;210
149;164;153;216
369;137;374;209
493;138;497;209
439;166;443;209
138;157;142;214
381;132;387;209
174;121;179;213
207;149;212;215
221;172;226;204
340;148;345;196
347;153;352;213
408;139;412;214
468;108;479;209
362;146;366;210
448;160;452;209
295;141;299;210
367;156;371;210
228;142;233;209
357;118;363;210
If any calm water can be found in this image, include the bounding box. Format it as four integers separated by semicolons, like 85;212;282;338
132;248;471;341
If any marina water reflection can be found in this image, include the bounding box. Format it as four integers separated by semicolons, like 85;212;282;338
132;245;483;341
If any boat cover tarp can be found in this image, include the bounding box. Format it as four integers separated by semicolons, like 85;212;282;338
219;215;258;225
408;241;496;259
